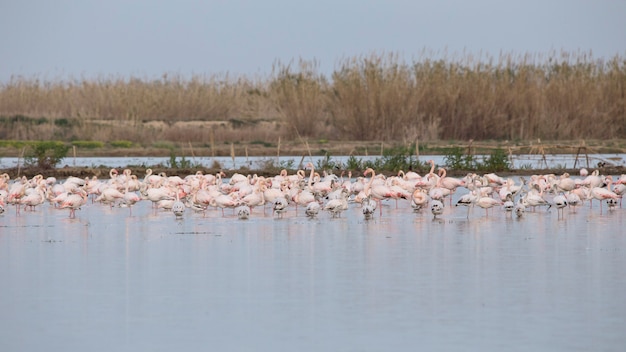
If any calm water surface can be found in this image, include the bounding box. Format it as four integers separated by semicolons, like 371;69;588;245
1;187;625;351
1;153;625;169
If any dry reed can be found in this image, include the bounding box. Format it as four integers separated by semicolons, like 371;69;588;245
1;50;624;146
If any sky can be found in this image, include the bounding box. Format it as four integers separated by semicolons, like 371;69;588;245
1;0;625;82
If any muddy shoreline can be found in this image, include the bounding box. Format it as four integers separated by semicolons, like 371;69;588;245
3;164;625;180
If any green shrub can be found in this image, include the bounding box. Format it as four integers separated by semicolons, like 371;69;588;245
110;140;133;148
0;140;28;148
72;140;104;149
444;147;476;170
316;153;339;170
24;141;69;169
478;148;511;171
345;155;363;170
54;118;79;127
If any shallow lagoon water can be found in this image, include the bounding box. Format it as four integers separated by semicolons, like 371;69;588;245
1;186;625;351
1;153;625;170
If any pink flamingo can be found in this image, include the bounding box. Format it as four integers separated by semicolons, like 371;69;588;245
589;176;619;214
60;188;88;218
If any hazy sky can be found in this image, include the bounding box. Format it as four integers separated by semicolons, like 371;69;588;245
1;0;625;82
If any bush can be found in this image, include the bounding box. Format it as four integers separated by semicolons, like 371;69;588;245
444;147;476;170
0;140;28;148
478;148;511;171
345;155;363;170
72;140;105;149
316;153;340;171
110;140;133;148
24;141;69;169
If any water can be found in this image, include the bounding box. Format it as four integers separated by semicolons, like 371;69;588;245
1;153;624;170
1;186;625;351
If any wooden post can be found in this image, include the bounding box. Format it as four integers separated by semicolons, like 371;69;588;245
17;146;26;177
467;139;474;158
299;155;305;170
304;140;312;159
73;145;77;166
539;146;548;169
573;143;590;169
209;128;215;159
277;136;281;165
188;141;196;164
231;143;235;169
415;137;419;159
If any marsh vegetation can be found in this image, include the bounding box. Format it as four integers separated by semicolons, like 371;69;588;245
1;50;624;147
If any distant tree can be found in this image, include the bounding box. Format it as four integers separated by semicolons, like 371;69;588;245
24;141;69;169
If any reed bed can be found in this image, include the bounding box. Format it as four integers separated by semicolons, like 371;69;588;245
1;50;624;146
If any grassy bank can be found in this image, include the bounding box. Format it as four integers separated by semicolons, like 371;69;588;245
1;50;625;146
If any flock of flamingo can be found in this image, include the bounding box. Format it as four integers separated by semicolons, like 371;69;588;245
0;160;624;221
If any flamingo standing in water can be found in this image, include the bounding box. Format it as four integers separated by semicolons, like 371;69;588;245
236;205;251;220
363;168;398;216
430;199;444;219
589;176;619;214
411;188;429;212
273;197;289;218
455;190;478;218
323;189;349;218
361;195;377;220
437;167;465;205
305;201;321;218
20;183;46;212
550;193;568;219
60;188;88;218
475;196;502;217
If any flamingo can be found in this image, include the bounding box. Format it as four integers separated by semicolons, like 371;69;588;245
430;199;444;219
236;205;251;220
172;187;186;219
611;182;625;207
60;188;88;218
142;183;176;208
514;199;526;218
95;185;125;208
550;173;576;193
305;201;321;218
362;195;377;220
589;176;619;214
213;193;240;217
20;184;46;212
7;177;27;215
363;168;398;216
241;185;266;213
455;190;478;218
550;193;568;219
522;185;550;212
323;188;349;218
503;195;515;217
565;191;581;213
273;197;289;218
438;168;465;205
411;189;429;212
475;196;502;217
120;176;141;215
